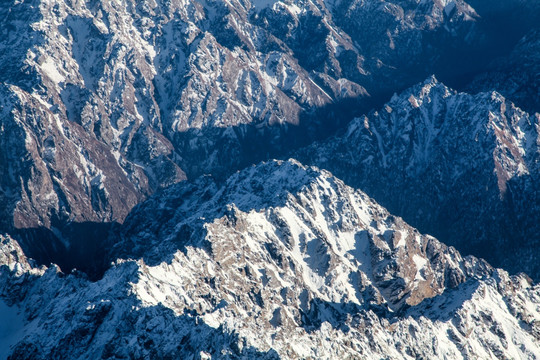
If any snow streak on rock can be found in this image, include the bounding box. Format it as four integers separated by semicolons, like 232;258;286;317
1;161;538;359
0;0;482;234
298;77;540;279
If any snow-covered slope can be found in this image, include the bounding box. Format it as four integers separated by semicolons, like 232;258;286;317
0;0;539;357
0;0;487;237
1;160;539;359
298;76;540;279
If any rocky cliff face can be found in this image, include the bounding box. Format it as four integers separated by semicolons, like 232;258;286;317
298;76;540;279
0;83;145;230
1;0;539;357
0;0;494;236
1;160;538;359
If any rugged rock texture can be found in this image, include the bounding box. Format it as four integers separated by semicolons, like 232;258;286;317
0;0;190;254
114;159;492;311
0;84;144;230
0;0;499;237
325;0;480;93
298;77;540;279
0;0;539;356
1;160;539;359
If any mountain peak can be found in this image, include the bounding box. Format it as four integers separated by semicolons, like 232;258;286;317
2;160;539;359
298;77;540;279
0;0;539;358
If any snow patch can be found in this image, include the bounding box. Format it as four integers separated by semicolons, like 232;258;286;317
41;58;65;84
251;0;280;11
413;254;427;281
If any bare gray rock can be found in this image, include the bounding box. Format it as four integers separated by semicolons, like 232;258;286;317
0;160;538;359
298;76;540;279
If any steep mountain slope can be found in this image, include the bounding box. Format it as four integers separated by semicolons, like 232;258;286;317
298;77;540;279
1;160;539;359
0;0;492;239
0;0;539;357
252;0;479;96
0;0;191;233
0;83;147;230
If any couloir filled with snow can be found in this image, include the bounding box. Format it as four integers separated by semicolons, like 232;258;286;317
1;160;538;359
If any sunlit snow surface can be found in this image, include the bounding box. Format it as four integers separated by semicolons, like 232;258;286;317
0;161;539;359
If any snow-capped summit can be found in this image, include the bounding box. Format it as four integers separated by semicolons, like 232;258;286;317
298;76;540;279
114;159;491;313
0;0;539;357
0;0;491;237
1;160;539;359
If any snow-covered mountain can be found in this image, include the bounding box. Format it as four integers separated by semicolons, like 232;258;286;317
1;0;539;357
1;160;539;359
0;0;496;238
298;76;540;280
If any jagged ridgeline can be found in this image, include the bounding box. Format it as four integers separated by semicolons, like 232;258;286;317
0;0;538;263
0;0;539;358
298;76;540;280
1;160;539;358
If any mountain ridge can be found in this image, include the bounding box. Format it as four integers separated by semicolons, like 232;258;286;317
1;0;530;236
297;75;540;279
0;0;539;357
1;160;538;359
